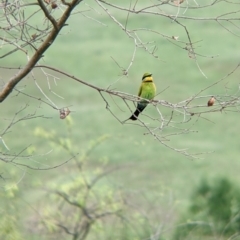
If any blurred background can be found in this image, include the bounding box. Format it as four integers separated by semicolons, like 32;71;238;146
1;0;240;239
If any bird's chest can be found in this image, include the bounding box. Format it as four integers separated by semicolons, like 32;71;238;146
141;83;156;99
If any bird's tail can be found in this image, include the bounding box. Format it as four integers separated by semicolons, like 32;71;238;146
129;105;146;121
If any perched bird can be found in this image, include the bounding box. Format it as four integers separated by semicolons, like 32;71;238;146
129;72;156;121
208;96;215;107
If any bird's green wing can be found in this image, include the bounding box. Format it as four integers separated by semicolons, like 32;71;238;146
138;83;143;97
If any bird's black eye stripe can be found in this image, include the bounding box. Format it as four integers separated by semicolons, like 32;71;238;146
142;74;152;80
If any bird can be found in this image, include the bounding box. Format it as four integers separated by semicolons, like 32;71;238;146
129;72;156;121
207;96;215;107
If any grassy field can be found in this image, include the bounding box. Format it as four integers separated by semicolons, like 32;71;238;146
1;0;240;239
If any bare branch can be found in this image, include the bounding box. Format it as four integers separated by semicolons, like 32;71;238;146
0;0;83;103
37;0;58;30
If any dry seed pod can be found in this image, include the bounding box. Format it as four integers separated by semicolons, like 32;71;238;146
208;96;215;107
31;33;37;40
59;108;70;119
51;2;58;9
173;0;185;5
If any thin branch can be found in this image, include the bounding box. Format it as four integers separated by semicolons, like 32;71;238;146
37;0;58;30
0;0;83;103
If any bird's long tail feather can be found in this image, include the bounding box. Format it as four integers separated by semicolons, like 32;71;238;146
129;105;146;121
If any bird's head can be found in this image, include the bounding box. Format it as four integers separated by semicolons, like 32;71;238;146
142;72;152;81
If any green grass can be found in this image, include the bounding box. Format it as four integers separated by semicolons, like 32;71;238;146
1;1;240;239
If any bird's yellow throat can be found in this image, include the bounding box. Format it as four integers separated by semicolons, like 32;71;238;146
143;76;153;82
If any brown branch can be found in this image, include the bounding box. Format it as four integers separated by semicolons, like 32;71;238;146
56;223;75;236
97;0;240;21
55;191;93;220
8;155;75;170
33;64;140;101
0;0;83;103
37;0;58;30
34;64;240;120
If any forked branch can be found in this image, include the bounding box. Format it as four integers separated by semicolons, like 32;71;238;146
0;0;83;103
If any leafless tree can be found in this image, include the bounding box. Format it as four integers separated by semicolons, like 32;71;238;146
1;2;240;239
0;0;240;164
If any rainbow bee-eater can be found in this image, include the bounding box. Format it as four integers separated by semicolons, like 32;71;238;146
129;72;156;121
